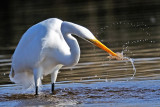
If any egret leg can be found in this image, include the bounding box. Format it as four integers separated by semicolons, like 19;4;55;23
51;70;59;94
33;69;41;95
35;86;38;95
51;83;55;93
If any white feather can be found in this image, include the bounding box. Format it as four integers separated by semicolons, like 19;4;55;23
10;18;100;93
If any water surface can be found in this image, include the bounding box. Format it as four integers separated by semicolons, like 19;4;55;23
0;0;160;106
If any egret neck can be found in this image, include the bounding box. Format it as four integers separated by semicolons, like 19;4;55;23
61;22;80;66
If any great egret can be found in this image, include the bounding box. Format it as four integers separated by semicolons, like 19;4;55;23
9;18;117;95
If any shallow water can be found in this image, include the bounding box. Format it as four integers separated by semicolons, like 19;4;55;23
1;80;160;106
0;0;160;106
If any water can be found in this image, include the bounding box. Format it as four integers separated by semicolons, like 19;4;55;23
0;0;160;106
107;52;137;79
129;58;137;78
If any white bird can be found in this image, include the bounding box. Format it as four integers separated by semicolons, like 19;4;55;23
9;18;117;95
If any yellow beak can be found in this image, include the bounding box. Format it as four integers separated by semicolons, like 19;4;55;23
89;39;117;56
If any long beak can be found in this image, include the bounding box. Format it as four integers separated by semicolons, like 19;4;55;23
89;39;117;56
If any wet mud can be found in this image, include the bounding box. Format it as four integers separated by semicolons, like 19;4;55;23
0;80;160;106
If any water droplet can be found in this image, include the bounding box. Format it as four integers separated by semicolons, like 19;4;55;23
105;79;108;82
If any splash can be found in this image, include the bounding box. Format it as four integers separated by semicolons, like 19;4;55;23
129;58;136;79
107;52;136;79
107;52;128;60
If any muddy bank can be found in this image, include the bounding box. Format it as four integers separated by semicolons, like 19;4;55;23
0;80;160;106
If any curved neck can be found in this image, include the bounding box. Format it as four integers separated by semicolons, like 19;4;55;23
61;22;80;66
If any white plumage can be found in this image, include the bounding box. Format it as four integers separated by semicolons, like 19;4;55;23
9;18;117;95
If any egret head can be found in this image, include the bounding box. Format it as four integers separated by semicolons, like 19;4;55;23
81;31;117;56
62;21;118;56
73;24;118;57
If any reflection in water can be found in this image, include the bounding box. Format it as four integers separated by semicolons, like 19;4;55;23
0;0;160;106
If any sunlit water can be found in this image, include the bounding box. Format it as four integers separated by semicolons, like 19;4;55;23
0;0;160;106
